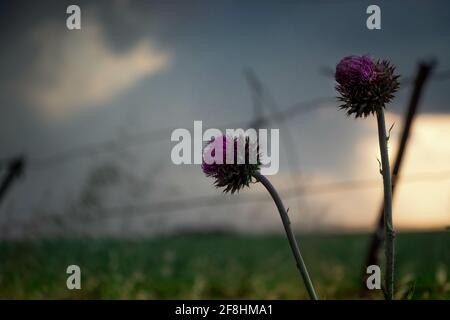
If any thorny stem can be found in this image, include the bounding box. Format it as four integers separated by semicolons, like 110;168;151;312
376;109;395;300
254;171;318;300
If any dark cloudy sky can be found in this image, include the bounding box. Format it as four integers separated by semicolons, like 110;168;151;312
0;0;449;237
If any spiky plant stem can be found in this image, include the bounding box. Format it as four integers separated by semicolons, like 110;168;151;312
376;109;395;300
254;171;318;300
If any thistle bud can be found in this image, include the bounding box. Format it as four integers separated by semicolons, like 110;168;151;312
202;135;261;194
335;55;400;118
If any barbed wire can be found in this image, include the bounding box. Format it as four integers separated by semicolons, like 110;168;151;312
3;69;450;174
104;170;450;215
27;96;333;171
10;169;450;228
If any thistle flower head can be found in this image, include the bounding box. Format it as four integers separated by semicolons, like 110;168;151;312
202;134;261;194
335;55;400;118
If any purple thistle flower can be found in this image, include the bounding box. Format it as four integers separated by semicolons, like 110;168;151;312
201;135;318;299
202;135;261;194
335;55;400;118
335;54;400;299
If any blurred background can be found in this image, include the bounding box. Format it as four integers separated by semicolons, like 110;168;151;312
0;0;448;299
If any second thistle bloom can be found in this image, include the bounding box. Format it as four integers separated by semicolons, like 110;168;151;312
202;135;261;194
335;55;400;118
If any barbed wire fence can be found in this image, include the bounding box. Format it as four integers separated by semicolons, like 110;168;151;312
1;67;450;236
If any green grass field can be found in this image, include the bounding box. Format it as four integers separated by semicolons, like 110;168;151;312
0;231;448;299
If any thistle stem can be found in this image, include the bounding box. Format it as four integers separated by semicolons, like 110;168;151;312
376;109;395;300
254;171;318;300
